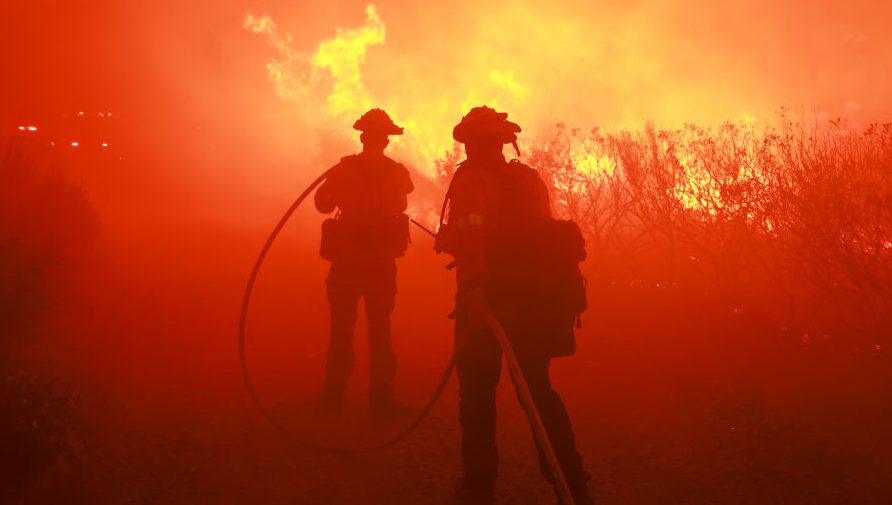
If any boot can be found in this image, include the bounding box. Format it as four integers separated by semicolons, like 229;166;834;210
556;483;594;505
369;388;409;418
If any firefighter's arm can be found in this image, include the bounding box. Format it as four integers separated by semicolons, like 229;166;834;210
395;163;414;213
400;164;415;195
447;173;489;284
447;207;489;322
440;169;493;323
314;166;340;214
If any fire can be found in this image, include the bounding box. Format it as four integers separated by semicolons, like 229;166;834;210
672;150;722;215
571;140;616;180
242;3;781;208
312;6;385;117
242;5;849;225
244;5;531;178
243;7;385;124
463;71;530;112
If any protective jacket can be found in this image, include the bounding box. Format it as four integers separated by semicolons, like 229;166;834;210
437;157;586;357
315;152;414;260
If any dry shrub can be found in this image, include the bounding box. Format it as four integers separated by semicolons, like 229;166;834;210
0;137;99;498
521;114;892;345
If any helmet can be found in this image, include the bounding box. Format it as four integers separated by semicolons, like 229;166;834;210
353;108;404;135
452;106;521;150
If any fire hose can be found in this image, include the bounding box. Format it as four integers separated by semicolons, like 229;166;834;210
238;170;575;503
238;168;455;454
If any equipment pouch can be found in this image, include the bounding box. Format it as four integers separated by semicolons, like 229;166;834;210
381;213;410;258
320;218;350;261
320;214;410;261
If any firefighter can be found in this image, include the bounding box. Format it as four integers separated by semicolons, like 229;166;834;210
436;106;593;504
314;109;414;416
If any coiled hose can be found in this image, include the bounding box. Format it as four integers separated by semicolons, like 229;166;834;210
238;169;456;453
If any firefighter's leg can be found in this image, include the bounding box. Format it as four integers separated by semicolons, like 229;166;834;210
321;264;361;406
514;354;592;503
455;317;502;500
365;280;398;414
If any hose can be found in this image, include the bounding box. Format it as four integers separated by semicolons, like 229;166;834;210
238;170;574;503
238;169;457;454
483;313;575;505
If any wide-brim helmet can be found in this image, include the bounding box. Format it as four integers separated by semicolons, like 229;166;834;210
353;108;404;135
453;106;521;147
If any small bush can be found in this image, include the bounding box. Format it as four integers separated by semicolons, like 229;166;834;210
0;137;99;498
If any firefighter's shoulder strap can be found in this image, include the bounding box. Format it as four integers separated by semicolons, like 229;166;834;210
433;162;468;258
438;161;467;228
503;159;551;219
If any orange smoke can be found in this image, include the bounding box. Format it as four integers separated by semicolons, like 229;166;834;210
244;5;535;177
241;2;891;202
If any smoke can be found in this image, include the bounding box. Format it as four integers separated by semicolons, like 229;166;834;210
239;1;892;182
242;4;537;177
243;6;386;122
312;6;386;117
5;0;890;252
242;14;314;107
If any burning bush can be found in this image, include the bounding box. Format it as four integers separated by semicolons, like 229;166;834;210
520;114;892;346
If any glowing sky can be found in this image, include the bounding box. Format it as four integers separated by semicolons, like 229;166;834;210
3;1;890;182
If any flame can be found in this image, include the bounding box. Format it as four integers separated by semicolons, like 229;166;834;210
673;151;722;215
242;4;771;219
243;7;384;122
462;71;530;112
312;5;385;117
662;122;771;216
244;5;531;178
571;139;616;180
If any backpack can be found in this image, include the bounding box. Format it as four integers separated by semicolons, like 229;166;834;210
485;161;589;357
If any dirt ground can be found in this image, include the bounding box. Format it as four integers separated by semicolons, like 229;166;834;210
12;177;892;505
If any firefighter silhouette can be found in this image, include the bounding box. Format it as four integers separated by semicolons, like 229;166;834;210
314;109;414;416
436;106;593;504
